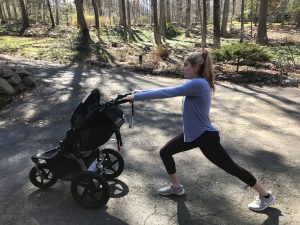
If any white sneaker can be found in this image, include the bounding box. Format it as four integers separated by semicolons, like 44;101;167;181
248;191;275;211
158;184;185;196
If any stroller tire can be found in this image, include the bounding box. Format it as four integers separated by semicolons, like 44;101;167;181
29;164;58;189
100;148;124;180
71;171;110;209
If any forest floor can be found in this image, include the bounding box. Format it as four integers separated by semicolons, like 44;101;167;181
0;23;300;110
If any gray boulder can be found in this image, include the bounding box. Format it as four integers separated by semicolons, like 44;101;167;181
8;74;22;86
22;76;35;87
1;68;16;78
0;77;15;95
14;68;31;77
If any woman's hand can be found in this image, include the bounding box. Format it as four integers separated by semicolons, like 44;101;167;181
121;94;134;101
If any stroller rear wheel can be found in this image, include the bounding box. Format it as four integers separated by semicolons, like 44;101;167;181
100;148;124;180
29;164;58;189
71;171;110;208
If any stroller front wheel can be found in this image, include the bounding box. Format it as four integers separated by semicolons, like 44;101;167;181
29;164;58;189
71;171;110;208
99;148;124;180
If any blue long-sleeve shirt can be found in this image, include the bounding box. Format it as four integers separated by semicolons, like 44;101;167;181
133;78;218;142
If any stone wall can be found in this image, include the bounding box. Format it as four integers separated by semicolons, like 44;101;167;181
0;66;35;95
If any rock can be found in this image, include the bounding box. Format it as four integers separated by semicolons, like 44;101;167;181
281;78;298;87
0;77;15;95
14;68;31;77
15;83;26;92
22;75;35;87
1;68;16;78
8;74;22;86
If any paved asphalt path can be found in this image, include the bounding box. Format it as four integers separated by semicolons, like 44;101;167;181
0;56;300;225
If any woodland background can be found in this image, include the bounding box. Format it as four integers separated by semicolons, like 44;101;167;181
0;0;300;108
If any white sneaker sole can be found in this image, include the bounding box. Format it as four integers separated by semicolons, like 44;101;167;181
249;197;275;211
158;190;185;196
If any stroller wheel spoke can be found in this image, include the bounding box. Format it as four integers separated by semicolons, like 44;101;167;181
99;149;124;180
110;159;118;166
71;171;110;208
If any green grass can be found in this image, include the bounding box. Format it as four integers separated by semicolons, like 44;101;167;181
0;23;299;67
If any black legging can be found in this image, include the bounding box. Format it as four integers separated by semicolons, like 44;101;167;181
159;131;257;187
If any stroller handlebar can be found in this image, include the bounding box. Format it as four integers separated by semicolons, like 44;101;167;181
112;93;134;128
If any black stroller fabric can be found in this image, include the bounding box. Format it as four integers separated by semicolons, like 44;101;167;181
62;89;125;154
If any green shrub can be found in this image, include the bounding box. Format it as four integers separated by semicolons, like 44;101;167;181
212;42;273;72
165;23;181;39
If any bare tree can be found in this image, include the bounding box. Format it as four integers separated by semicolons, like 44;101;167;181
19;0;30;36
55;0;59;25
98;0;103;16
127;0;133;41
240;0;245;42
151;0;161;45
221;0;230;36
119;0;125;25
213;0;221;48
46;0;55;28
166;0;171;23
12;1;18;19
176;0;183;24
202;0;207;49
4;0;11;20
74;0;91;42
121;0;127;42
185;0;191;37
92;0;100;30
0;3;5;22
196;0;202;24
256;0;268;45
159;0;166;41
230;0;236;30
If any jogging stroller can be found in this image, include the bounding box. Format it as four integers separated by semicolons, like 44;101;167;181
29;89;132;208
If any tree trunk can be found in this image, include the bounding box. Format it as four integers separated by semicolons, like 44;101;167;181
159;0;166;41
202;0;207;49
221;0;229;36
92;0;100;29
196;0;202;24
240;0;245;42
250;0;253;37
166;0;171;23
43;0;46;24
213;0;221;48
151;0;161;45
176;0;183;25
0;3;5;22
254;0;258;26
127;0;133;41
121;0;127;42
4;0;11;20
19;0;30;36
12;1;18;20
207;0;210;22
296;13;300;28
256;0;268;45
185;0;191;37
98;0;103;16
74;0;91;42
47;0;55;28
119;0;125;25
280;0;288;25
55;0;59;25
230;0;235;30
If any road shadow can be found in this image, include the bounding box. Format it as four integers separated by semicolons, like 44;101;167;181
254;207;283;225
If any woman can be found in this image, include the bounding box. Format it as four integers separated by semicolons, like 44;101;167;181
121;51;274;211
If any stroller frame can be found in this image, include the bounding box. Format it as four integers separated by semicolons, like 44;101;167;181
29;89;132;208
